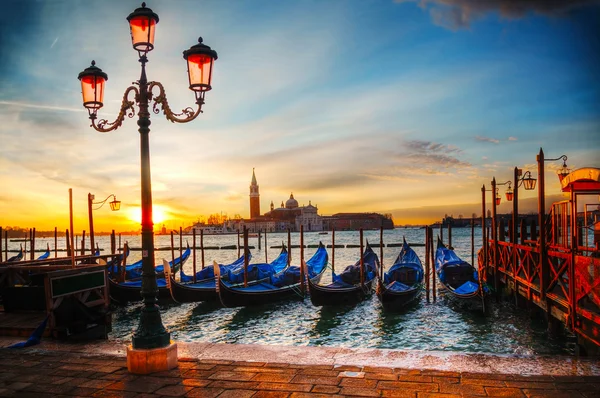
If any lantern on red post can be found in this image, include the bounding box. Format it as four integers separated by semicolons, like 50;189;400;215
127;2;159;53
77;61;108;114
183;37;218;102
505;184;514;202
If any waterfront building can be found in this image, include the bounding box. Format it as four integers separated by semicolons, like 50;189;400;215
322;213;394;230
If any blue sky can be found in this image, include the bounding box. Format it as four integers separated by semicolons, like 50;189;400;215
0;0;599;230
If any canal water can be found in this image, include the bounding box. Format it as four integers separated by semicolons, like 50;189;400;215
6;228;576;355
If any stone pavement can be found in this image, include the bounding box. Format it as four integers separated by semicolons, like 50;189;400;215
0;341;599;397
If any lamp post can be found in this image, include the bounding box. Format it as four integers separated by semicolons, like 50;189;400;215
77;2;217;369
88;193;121;255
490;178;511;300
536;148;568;303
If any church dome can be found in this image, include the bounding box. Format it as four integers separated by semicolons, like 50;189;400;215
285;193;299;209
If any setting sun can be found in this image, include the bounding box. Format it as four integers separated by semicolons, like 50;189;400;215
126;204;170;226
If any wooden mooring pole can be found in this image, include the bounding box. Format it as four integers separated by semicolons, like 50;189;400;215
0;226;2;262
425;226;430;303
471;218;475;269
300;225;305;294
54;227;58;258
201;229;205;270
68;188;75;268
447;223;452;248
379;226;384;279
170;231;175;267
237;230;240;257
331;228;335;275
192;229;197;283
30;228;35;260
430;226;436;302
264;229;268;263
287;228;292;266
359;228;364;288
258;229;261;250
243;226;249;287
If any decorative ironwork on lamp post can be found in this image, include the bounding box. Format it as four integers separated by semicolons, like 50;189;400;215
536;149;568;303
88;193;121;255
77;3;217;350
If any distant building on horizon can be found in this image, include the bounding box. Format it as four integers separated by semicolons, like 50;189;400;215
223;170;393;233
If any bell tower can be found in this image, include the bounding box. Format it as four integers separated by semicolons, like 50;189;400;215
249;168;260;219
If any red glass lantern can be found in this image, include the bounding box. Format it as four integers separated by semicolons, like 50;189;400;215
183;37;218;93
505;187;514;202
495;194;501;206
78;61;108;111
127;3;159;53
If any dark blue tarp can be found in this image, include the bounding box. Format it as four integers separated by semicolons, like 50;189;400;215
227;248;288;284
270;244;328;287
332;245;378;286
180;252;250;283
383;239;423;286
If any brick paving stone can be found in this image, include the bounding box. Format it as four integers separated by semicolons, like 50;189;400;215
439;382;485;396
380;390;418;397
21;382;76;395
153;384;194;396
422;371;460;378
252;391;291;398
365;372;398;381
257;382;313;392
79;378;116;389
183;369;216;378
417;393;461;398
397;375;434;383
298;368;340;377
394;369;423;376
288;393;337;398
289;374;339;385
311;385;341;394
201;359;234;365
462;373;515;381
235;366;293;374
378;381;439;392
504;381;556;389
137;375;182;385
4;381;32;390
364;366;395;374
208;371;257;381
524;392;585;398
264;363;291;368
67;386;100;396
252;372;296;383
182;378;213;387
461;378;507;387
339;377;379;388
232;361;267;367
432;376;459;384
207;380;261;390
334;365;363;372
105;379;168;393
185;387;224;397
484;387;526;397
216;389;258;398
192;363;217;370
91;390;138;397
340;386;382;396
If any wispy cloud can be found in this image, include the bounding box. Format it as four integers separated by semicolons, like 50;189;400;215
396;0;600;30
508;136;518;141
475;135;500;144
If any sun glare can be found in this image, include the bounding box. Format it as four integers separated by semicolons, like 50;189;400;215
127;205;169;225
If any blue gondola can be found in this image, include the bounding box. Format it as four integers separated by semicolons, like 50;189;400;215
377;237;424;310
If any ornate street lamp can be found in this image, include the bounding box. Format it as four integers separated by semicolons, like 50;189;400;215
557;157;570;182
77;3;217;371
88;194;121;254
536;149;568;303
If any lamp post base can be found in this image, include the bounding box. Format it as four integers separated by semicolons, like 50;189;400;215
127;342;178;374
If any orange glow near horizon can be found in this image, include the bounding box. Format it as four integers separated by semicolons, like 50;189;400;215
126;204;170;226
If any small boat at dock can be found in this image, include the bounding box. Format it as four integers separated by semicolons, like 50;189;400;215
308;241;379;306
214;242;328;307
377;237;424;310
435;237;487;312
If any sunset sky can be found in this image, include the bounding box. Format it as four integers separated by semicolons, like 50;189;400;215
1;0;599;232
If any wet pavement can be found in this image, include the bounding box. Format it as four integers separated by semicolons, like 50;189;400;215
0;338;598;397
